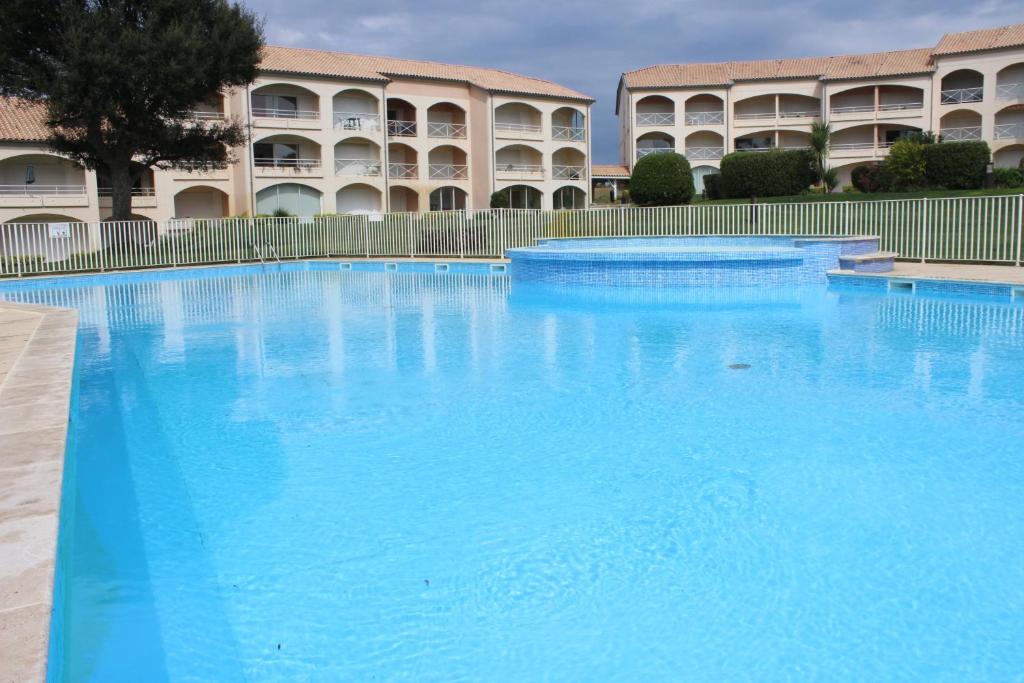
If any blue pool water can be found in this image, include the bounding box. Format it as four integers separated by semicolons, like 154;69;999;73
3;264;1024;681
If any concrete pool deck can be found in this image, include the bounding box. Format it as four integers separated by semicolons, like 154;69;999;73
834;261;1024;285
0;302;77;682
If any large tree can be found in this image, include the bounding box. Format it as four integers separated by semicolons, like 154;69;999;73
0;0;263;221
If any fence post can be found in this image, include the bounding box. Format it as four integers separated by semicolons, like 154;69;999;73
459;215;465;259
235;220;243;264
363;219;370;258
1017;193;1023;267
919;197;929;263
98;222;106;272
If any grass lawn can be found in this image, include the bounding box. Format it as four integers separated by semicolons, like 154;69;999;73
695;188;1024;205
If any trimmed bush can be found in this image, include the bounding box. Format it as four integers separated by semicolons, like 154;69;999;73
885;139;927;190
718;149;816;199
922;141;990;190
993;167;1024;188
489;190;509;209
702;173;722;200
629;152;694;206
851;163;891;193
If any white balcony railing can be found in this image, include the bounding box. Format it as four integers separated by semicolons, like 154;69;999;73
686;147;724;160
427;122;467;138
388;162;417;179
636;112;675;127
494;122;543;136
734;111;777;120
334;112;381;131
878;102;924;112
940;87;983;105
429;164;468;180
98;187;157;197
940;126;982;141
0;184;87;196
495;163;544;177
334;159;382;176
997;83;1024;100
552;126;586;141
255;158;321;170
994;122;1024;140
636;147;674;159
779;110;820;119
685;112;724;125
251;107;319;120
387;120;417;137
188;110;226;120
831;142;877;151
829;104;875;114
735;147;774;152
552;165;585;180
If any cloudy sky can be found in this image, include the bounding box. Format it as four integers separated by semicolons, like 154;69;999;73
244;0;1024;162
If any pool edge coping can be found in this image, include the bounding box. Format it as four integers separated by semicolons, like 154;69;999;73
0;300;78;683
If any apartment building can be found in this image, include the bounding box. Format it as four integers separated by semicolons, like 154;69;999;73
0;47;593;225
617;22;1024;192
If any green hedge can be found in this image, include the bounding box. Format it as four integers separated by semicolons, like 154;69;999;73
923;141;990;190
718;149;816;199
489;191;509;209
702;173;722;200
994;167;1024;188
629;152;694;206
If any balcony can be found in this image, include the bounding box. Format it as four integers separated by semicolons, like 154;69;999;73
997;82;1024;100
552;125;585;142
940;126;982;142
428;164;468;180
0;184;89;208
334;159;382;177
940;87;983;105
251;107;320;131
636;147;675;159
387;162;417;179
187;110;226;121
495;163;543;180
387;120;417;137
779;110;819;120
254;157;322;178
684;112;724;126
98;186;157;208
494;122;543;140
427;122;466;139
636;112;675;127
686;147;724;160
334;112;381;132
552;165;585;180
995;123;1024;140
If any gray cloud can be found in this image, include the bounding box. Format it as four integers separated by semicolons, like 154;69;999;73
243;0;1024;161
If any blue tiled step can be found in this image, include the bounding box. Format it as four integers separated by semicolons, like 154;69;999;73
837;251;898;273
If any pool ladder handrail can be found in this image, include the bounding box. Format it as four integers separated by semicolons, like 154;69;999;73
266;243;282;263
250;242;282;264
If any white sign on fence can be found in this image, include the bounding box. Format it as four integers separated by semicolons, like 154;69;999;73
47;222;71;239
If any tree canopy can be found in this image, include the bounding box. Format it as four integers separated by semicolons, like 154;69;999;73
0;0;264;221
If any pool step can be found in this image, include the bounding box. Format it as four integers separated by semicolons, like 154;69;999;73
837;251;898;273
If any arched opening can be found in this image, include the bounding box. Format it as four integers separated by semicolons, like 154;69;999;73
0;154;87;196
879;124;924;147
333;88;380;132
389;186;419;213
429;186;467;211
255;183;321;216
387;143;418;180
253;135;322;171
426;102;467;139
684;94;724;125
333;137;381;177
940;69;984;104
830;124;921;153
173;186;229;218
553;186;586;210
734;95;776;121
386;98;417;137
995;105;1024;141
779;94;821;119
997;63;1024;101
495;144;543;179
552;148;586;180
190;95;226;120
734;130;775;152
878;85;924;111
939;110;983;141
691;165;717;194
96;162;156;198
830;85;875;114
498;185;542;210
336;183;382;214
636;132;675;159
251;83;319;120
685;131;724;160
494;102;543;138
635;95;675;127
428;145;468;180
552;107;586;141
994;144;1024;168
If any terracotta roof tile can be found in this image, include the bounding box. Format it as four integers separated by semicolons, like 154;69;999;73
591;164;630;178
934;23;1024;55
261;46;593;102
0;98;50;142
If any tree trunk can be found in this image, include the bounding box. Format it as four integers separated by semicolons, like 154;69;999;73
109;160;134;222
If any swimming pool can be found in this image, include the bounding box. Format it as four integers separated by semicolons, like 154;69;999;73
4;263;1024;680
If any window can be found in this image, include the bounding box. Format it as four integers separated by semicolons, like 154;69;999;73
429;186;465;211
254;142;299;166
252;94;297;115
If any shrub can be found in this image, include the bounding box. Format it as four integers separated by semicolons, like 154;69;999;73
851;163;890;193
718;149;816;198
489;191;509;209
702;173;722;200
922;141;990;190
629;152;694;206
993;167;1024;188
885;139;927;190
271;207;294;218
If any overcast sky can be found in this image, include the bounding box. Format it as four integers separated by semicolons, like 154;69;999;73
243;0;1024;163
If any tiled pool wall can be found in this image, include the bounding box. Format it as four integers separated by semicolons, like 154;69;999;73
509;236;880;287
828;273;1024;301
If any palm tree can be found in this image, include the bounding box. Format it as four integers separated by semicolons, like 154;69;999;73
809;121;832;186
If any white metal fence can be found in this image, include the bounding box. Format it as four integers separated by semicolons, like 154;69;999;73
1;195;1022;277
